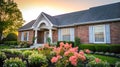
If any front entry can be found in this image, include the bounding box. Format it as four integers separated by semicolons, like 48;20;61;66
44;31;49;43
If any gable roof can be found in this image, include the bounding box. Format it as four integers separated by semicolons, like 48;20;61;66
19;20;36;31
19;2;120;31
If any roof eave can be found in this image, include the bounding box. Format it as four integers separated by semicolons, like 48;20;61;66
18;27;33;31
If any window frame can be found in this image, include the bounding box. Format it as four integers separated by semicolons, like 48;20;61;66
93;25;106;43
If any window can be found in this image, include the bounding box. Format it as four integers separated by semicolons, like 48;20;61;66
21;31;29;41
61;28;70;41
93;25;105;43
24;32;28;41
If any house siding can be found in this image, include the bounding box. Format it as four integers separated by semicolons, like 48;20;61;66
18;30;34;44
75;25;89;44
74;21;120;44
110;22;120;44
18;22;120;44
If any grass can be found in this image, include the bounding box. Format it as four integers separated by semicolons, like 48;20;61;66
88;54;120;64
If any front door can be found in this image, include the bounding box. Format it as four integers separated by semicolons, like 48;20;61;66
44;31;49;43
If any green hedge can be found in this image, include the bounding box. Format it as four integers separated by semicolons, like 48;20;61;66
109;45;120;53
57;41;74;47
79;44;120;53
4;41;18;46
79;44;96;52
94;45;110;52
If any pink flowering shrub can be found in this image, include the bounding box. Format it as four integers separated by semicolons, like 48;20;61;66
37;42;110;67
50;42;88;67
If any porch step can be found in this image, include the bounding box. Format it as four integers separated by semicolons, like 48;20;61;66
30;44;43;48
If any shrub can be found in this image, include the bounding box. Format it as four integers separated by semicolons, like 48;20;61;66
19;41;31;48
28;53;47;67
3;58;26;67
0;51;6;67
2;49;22;56
87;60;110;67
6;33;17;41
22;50;33;58
109;45;120;53
0;51;6;61
47;37;51;45
79;44;96;51
57;41;74;47
95;45;110;52
115;62;120;67
74;37;80;47
4;41;18;46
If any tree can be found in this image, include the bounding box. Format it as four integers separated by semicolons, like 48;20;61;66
0;0;24;40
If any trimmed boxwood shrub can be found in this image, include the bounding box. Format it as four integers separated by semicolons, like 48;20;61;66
4;41;18;46
79;44;120;53
6;33;17;41
57;41;74;47
22;50;33;58
79;44;96;52
0;51;6;67
3;58;26;67
28;54;47;67
109;45;120;53
94;45;110;52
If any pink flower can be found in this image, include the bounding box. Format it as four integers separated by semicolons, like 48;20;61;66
56;55;62;59
78;54;86;61
69;56;78;66
64;51;70;56
95;58;100;63
51;57;58;63
85;49;91;54
64;43;70;49
60;42;64;47
79;50;84;55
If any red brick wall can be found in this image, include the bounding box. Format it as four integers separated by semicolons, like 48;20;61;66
75;22;120;44
110;22;120;44
75;25;89;44
18;30;34;44
52;30;58;43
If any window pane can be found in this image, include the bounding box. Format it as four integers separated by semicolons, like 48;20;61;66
63;35;70;41
94;25;104;42
24;32;27;41
61;28;70;41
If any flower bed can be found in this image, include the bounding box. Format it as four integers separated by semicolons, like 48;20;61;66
0;42;120;67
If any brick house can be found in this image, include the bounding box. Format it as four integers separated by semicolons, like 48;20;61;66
18;2;120;46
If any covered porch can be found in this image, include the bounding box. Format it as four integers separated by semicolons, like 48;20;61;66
34;22;56;45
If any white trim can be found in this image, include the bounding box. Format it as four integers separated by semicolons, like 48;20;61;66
93;25;106;43
27;31;29;41
41;13;53;26
21;32;24;41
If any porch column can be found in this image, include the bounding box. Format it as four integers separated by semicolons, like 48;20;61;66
49;28;52;43
34;30;37;44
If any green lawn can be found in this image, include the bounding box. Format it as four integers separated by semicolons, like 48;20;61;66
88;54;120;64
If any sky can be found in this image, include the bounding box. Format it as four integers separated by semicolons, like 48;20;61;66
14;0;120;23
